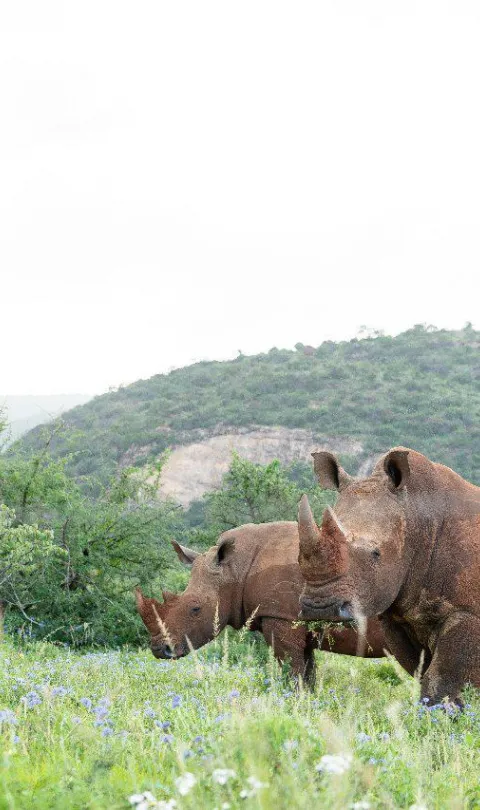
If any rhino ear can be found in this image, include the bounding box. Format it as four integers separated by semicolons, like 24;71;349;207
171;540;200;568
312;451;353;491
214;536;235;566
383;449;410;491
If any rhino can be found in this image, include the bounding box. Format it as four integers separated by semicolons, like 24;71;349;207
298;447;480;705
135;521;386;685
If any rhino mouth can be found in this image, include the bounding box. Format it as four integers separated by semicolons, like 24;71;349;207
150;641;188;660
299;598;354;622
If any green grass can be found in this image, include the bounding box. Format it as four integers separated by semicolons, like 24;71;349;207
1;633;480;809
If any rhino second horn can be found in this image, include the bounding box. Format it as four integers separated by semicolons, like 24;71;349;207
317;505;349;578
321;505;348;541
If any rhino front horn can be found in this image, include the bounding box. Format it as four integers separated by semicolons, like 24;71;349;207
298;497;349;583
298;494;320;557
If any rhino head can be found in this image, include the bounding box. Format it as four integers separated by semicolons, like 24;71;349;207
135;536;236;659
298;448;413;622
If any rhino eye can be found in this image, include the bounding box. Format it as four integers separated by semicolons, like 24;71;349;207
190;606;201;616
372;549;381;560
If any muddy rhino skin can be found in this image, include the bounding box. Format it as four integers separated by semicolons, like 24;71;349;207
298;447;480;705
136;521;386;685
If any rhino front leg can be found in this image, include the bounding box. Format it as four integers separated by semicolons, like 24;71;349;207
380;614;427;677
261;618;315;688
421;612;480;707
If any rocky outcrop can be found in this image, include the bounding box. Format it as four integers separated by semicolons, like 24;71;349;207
158;426;365;507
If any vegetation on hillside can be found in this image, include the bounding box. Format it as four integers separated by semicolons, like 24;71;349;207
0;445;185;646
13;325;480;485
1;332;480;807
0;443;327;646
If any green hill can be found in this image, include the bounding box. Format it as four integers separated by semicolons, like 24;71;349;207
13;324;480;485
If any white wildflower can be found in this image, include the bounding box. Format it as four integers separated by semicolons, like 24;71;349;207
315;753;352;775
175;772;197;796
409;805;427;810
239;776;269;798
128;792;169;810
212;768;236;785
351;802;371;810
128;792;157;806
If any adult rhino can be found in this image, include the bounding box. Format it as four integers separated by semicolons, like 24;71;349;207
136;521;386;686
298;447;480;705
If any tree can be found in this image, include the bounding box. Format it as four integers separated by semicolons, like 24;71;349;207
0;440;186;645
0;405;9;450
203;453;334;534
0;506;56;639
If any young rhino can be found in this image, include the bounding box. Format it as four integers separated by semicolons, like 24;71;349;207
298;447;480;706
136;521;386;685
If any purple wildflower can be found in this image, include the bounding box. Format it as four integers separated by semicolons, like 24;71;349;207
0;710;17;725
52;686;69;698
23;691;42;709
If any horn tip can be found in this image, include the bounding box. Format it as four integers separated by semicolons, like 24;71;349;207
298;494;314;523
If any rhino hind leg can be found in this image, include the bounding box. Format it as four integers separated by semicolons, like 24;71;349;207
261;618;315;689
421;612;480;707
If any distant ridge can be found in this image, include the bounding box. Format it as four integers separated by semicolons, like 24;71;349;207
1;394;92;445
12;326;480;495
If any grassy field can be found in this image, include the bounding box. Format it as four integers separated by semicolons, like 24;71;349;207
0;632;479;810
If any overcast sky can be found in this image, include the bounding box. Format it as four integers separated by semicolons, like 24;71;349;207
1;1;479;395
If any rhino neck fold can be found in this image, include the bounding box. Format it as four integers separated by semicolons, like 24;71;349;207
386;500;448;620
227;542;260;631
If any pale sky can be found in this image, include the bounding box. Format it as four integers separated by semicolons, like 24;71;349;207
1;1;479;395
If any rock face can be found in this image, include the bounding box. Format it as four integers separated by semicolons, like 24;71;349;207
158;426;364;507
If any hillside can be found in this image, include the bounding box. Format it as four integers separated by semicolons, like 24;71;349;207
13;325;480;497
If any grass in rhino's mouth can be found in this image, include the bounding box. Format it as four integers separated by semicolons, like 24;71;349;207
292;619;358;632
292;619;373;654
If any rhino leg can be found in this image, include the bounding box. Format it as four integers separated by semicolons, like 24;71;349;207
421;612;480;707
261;618;315;688
380;614;427;677
303;632;318;690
